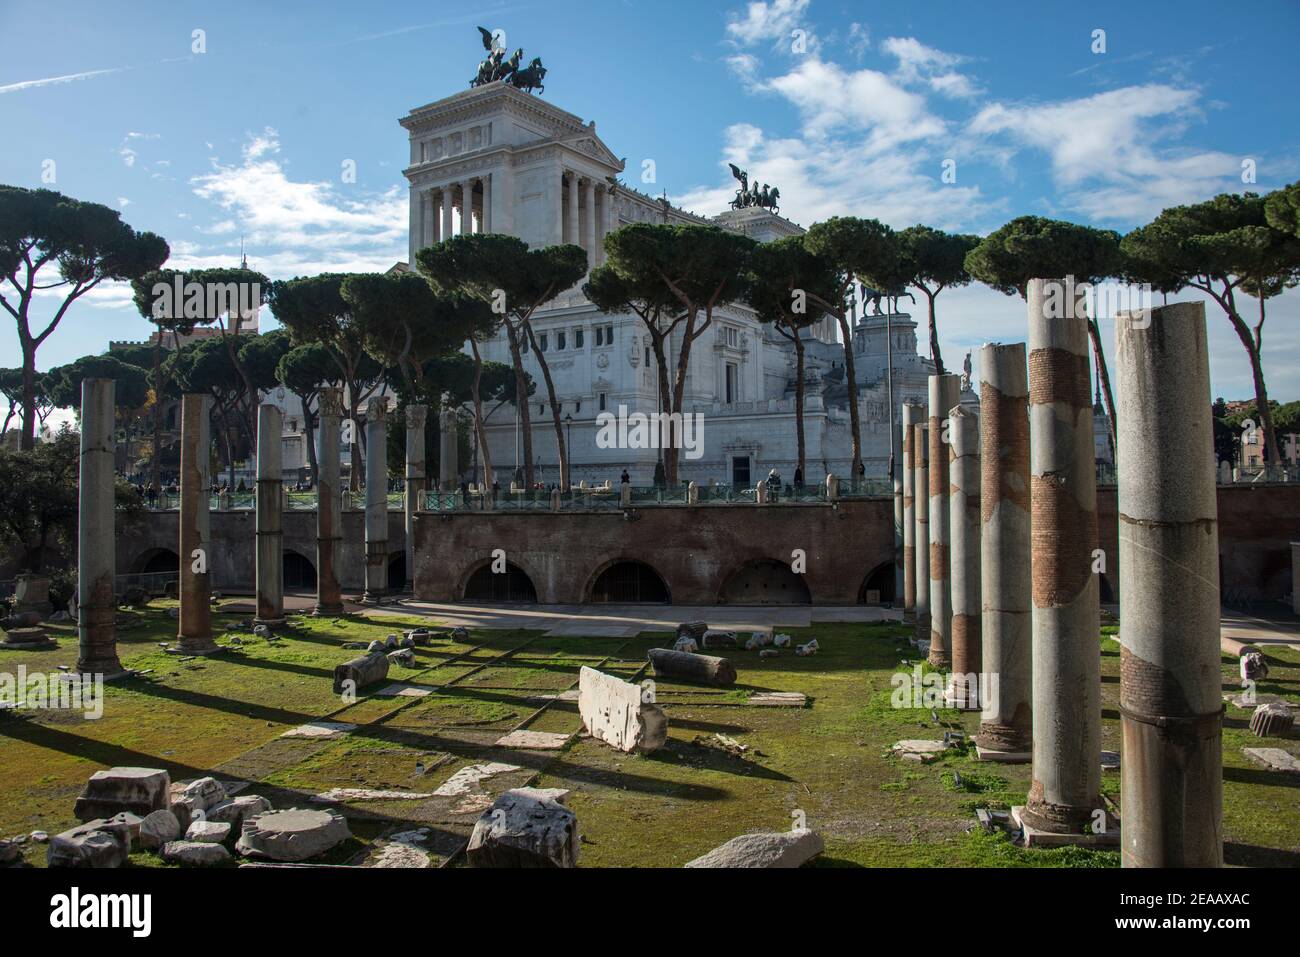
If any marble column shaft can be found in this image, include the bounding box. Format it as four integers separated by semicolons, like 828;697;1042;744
76;378;123;677
315;388;344;615
976;343;1033;756
901;403;921;615
949;405;982;708
177;393;217;652
927;373;961;668
1022;277;1102;834
363;400;390;602
913;422;930;643
255;403;284;624
1117;301;1223;867
404;404;428;591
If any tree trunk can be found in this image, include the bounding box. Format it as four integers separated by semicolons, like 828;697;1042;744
1214;284;1280;467
1086;317;1117;456
667;309;703;488
468;338;494;489
20;335;36;450
834;311;862;475
505;323;535;486
925;288;945;375
523;324;568;491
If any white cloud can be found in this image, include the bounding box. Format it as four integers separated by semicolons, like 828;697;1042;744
881;36;981;99
968;84;1241;221
726;0;812;48
187;129;407;277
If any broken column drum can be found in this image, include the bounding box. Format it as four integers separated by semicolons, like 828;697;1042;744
1021;278;1102;834
1116;301;1223;868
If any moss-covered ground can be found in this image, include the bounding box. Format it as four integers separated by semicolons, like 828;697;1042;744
1;606;1296;867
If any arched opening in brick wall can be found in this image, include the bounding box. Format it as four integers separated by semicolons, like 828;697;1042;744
858;562;896;604
462;560;538;603
588;560;670;603
719;559;812;605
130;548;179;575
284;551;317;591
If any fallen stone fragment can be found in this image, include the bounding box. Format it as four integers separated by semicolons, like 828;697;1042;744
387;648;416;668
702;629;738;650
758;649;779;659
162;840;231;866
0;626;56;649
493;730;572;750
280;721;356;739
384;634;399;649
773;633;793;648
366;640;384;653
451;626;469;641
0;839;21;865
206;794;273;829
1100;750;1121;770
433;762;521;797
891;739;950;763
311;788;431;803
74;766;170;821
333;652;389;693
1243;747;1300;774
370;828;432;868
235;808;351;862
578;666;667;754
647;647;736;687
1250;702;1296;737
186;820;231;843
685;829;823;868
106;811;143;845
676;621;708;644
406;628;432;646
139;810;180;850
749;691;806;707
744;631;773;651
30;831;48;843
466;788;579;868
795;639;819;657
47;819;132;868
376;682;431;697
672;636;699;653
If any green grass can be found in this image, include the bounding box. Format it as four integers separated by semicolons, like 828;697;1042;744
1;606;1296;867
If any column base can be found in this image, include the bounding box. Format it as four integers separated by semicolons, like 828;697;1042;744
253;617;287;628
1012;805;1119;849
974;744;1032;764
72;658;128;682
313;604;346;617
168;639;222;656
358;593;388;606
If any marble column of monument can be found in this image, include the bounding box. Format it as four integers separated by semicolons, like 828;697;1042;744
439;404;458;491
975;343;1032;762
76;378;125;678
404;403;428;592
175;393;218;654
254;403;285;626
913;421;930;644
1017;278;1104;838
481;174;492;233
583;179;596;271
901;403;921;618
566;172;579;245
441;187;454;239
460;180;473;236
948;405;981;709
363;399;390;603
927;373;960;668
1117;301;1223;867
315;387;344;616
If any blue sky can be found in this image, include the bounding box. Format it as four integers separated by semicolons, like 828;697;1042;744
2;0;1299;413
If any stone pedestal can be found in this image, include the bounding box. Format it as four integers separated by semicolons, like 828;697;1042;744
927;373;960;668
404;404;428;592
315;388;344;616
362;399;389;604
175;394;218;654
13;573;52;618
76;378;125;678
975;343;1032;760
1116;301;1223;868
1021;279;1102;835
255;403;285;626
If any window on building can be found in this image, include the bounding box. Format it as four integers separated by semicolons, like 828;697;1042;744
725;362;737;404
540;333;548;352
726;326;738;348
574;327;584;348
595;327;604;347
732;455;750;487
575;400;582;413
599;392;607;411
557;330;566;351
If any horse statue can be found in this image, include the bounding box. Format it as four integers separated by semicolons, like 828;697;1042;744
494;48;522;83
728;163;749;210
768;186;780;214
471;26;503;87
511;57;547;94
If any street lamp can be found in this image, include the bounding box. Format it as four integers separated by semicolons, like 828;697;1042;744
564;413;573;491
